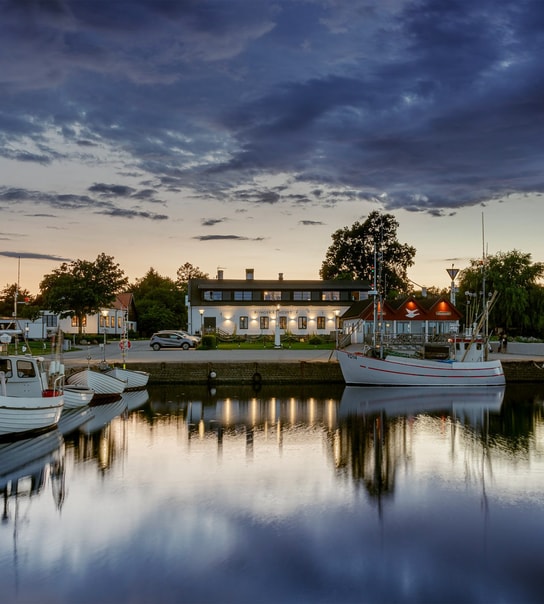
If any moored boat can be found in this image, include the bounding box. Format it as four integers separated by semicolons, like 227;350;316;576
336;344;505;387
66;369;126;404
63;384;95;409
104;367;149;390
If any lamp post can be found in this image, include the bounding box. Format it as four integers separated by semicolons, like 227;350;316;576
274;304;281;348
101;309;109;362
199;309;204;336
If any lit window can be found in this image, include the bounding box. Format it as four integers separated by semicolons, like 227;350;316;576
317;316;326;330
260;316;269;330
240;316;248;330
298;316;307;330
263;291;282;300
321;291;340;301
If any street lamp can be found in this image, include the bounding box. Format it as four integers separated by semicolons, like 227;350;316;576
199;309;205;336
101;309;109;362
274;304;281;348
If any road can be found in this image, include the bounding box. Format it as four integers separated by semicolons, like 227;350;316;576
58;339;544;367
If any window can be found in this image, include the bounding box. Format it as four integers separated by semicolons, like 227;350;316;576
0;358;12;378
298;316;307;330
99;315;107;328
239;316;248;330
71;317;86;327
17;359;36;378
293;291;311;301
317;316;326;330
322;291;340;301
44;315;57;327
260;316;269;330
204;291;223;301
117;316;123;328
279;316;287;329
263;291;282;301
234;291;252;301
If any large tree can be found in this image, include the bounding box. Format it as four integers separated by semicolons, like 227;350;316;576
320;211;416;296
130;268;186;336
457;250;544;336
40;253;128;334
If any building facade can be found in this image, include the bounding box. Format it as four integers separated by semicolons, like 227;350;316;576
187;269;370;339
341;295;462;344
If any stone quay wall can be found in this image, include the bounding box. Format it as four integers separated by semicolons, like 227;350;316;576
119;359;544;385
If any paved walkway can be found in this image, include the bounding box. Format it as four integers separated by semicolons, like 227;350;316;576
59;339;544;367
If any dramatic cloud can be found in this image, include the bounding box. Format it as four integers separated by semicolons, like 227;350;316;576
0;251;72;262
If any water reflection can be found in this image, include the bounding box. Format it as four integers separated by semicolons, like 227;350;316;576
0;383;544;604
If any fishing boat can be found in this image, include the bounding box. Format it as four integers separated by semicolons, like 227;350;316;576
66;369;126;404
103;367;149;391
0;354;64;437
336;341;505;387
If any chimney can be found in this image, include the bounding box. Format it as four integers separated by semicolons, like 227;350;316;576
217;269;224;280
278;273;283;281
246;268;254;280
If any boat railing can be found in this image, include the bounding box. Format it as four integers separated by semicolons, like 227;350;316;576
0;370;6;396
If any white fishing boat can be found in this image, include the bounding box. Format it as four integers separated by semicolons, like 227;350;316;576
336;342;505;387
66;369;126;404
0;353;64;437
104;367;149;390
0;373;63;438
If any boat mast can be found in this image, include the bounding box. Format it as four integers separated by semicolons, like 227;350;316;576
482;213;488;361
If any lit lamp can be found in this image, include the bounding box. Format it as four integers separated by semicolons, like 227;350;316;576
199;309;205;336
101;309;109;362
274;304;281;348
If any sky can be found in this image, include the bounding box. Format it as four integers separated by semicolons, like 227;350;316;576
1;0;543;295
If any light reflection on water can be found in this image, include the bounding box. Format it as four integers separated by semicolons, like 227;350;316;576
1;383;544;603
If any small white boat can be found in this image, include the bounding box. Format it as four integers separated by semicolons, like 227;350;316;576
67;369;126;404
63;384;95;409
104;367;149;391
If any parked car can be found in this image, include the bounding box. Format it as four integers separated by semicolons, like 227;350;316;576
149;330;200;351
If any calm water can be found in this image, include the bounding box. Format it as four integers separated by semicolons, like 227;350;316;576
1;382;544;604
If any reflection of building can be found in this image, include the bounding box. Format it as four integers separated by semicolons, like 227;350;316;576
187;268;370;337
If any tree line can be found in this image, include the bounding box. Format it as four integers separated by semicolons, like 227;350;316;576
2;211;543;338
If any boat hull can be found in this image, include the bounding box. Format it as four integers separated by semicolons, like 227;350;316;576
63;385;95;409
67;369;125;403
105;368;149;390
0;394;64;438
336;349;505;386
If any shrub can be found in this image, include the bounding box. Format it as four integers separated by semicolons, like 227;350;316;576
201;334;217;349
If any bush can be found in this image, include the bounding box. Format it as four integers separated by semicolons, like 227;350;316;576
201;334;217;349
308;335;323;345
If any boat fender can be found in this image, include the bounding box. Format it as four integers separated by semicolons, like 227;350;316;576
208;370;217;380
252;372;262;384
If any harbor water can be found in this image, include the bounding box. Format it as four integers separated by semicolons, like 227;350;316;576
1;382;544;603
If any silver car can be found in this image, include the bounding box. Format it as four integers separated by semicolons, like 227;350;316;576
149;330;199;351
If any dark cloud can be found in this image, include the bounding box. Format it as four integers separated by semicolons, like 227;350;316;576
0;251;72;262
299;220;324;226
0;0;543;215
202;218;227;226
194;235;265;241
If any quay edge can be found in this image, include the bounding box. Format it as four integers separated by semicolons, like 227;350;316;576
66;359;544;385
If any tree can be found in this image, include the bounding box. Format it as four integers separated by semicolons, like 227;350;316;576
40;253;128;334
176;262;209;288
320;211;416;296
457;250;544;336
0;283;40;320
130;268;186;336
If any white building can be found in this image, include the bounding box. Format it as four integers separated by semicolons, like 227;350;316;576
187;269;370;339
